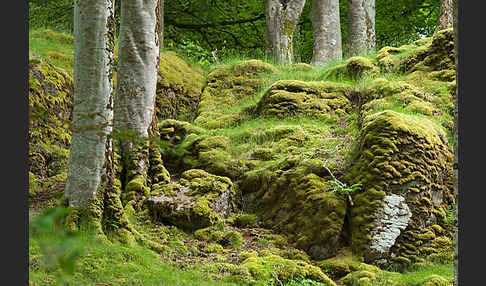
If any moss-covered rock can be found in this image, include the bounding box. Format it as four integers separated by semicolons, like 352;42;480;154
397;29;454;75
238;252;336;286
323;57;378;80
157;119;248;179
240;157;348;260
345;110;454;264
255;80;354;120
29;55;73;210
145;169;234;230
194;59;276;129
156;51;205;121
421;275;451;286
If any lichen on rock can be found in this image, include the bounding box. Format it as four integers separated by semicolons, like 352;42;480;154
345;110;454;264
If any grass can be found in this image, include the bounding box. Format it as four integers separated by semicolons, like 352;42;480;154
29;29;75;75
29;209;239;286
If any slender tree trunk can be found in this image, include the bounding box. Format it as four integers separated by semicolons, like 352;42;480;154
65;0;116;208
311;0;342;66
452;0;459;284
346;0;375;57
265;0;307;64
114;0;166;204
436;0;453;33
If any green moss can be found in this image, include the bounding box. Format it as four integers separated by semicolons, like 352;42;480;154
255;80;353;120
195;59;276;129
222;230;243;249
233;213;260;228
239;253;336;286
322;56;378;80
203;243;225;254
421;275;450;286
194;227;225;242
156;51;205;121
345;110;453;263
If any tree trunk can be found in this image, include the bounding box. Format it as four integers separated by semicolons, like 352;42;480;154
452;0;458;284
436;0;453;33
311;0;342;66
346;0;375;57
114;0;166;205
265;0;307;64
65;0;116;209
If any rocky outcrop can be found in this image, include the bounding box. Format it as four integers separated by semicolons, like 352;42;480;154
345;110;454;265
145;169;234;230
255;80;354;121
156;51;205;121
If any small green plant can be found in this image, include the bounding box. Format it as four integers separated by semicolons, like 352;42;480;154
327;180;362;197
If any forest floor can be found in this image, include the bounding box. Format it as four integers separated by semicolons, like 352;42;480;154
28;28;454;286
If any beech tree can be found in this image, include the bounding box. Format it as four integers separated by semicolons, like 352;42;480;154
114;0;168;206
265;0;307;64
346;0;375;57
64;0;131;236
311;0;342;65
65;0;116;209
436;0;453;33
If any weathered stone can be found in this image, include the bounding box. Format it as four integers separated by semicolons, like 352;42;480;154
145;169;234;230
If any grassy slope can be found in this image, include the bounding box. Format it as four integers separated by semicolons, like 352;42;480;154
29;28;453;286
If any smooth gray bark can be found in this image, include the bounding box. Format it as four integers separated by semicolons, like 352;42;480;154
346;0;375;57
65;0;115;208
311;0;342;65
114;0;162;192
265;0;307;64
436;0;453;33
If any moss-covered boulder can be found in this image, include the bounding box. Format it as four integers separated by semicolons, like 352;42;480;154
240;157;348;260
145;169;235;230
255;80;354;121
156;51;205;121
397;28;454;76
194;59;277;129
345;110;454;265
157;119;248;179
29;55;73;206
323;57;378;80
238;251;336;286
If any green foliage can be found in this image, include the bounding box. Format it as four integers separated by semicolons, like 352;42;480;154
327;180;362;197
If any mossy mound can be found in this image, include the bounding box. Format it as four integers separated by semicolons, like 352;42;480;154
156;51;205;121
421;275;451;286
255;80;354;120
344;110;454;264
29;55;73;208
237;251;336;286
317;248;379;279
397;28;454;76
145;169;234;230
322;57;378;80
157;119;248;179
240;157;348;260
194;59;277;129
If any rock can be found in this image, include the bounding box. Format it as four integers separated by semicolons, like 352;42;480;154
240;158;347;260
255;80;354;120
156;51;205;121
345;110;454;264
322;56;378;80
195;59;276;129
145;169;234;230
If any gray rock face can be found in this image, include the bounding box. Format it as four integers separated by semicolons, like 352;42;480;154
365;194;412;261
